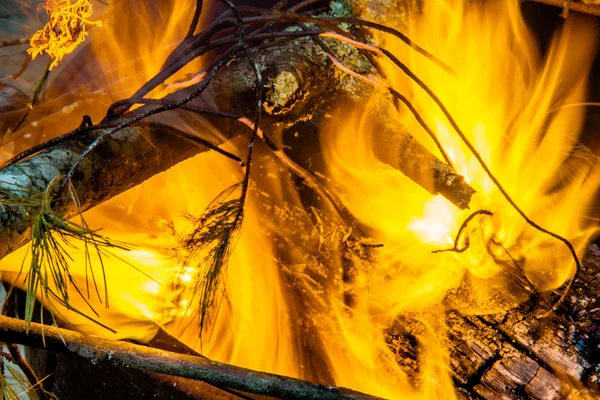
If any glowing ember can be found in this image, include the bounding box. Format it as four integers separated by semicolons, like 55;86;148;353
27;0;102;70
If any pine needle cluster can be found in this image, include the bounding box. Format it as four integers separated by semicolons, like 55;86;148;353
1;176;127;332
177;183;243;332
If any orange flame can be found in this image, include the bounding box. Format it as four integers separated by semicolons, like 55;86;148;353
27;0;102;70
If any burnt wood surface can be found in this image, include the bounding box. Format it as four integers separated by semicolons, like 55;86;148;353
388;244;600;400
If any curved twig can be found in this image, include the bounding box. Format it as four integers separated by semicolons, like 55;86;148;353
432;210;494;254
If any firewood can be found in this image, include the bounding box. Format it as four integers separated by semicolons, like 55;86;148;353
388;244;600;400
370;94;475;209
0;314;383;400
0;35;474;264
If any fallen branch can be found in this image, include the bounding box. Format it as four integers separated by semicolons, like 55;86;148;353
0;314;383;400
0;122;210;260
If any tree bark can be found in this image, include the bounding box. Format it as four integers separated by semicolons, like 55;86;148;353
0;314;383;400
0;122;209;260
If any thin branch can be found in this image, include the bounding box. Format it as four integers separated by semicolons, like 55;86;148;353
187;0;204;38
5;343;50;400
0;315;383;400
432;210;494;254
0;37;31;48
60;45;243;191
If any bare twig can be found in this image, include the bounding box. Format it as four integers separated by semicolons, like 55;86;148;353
0;37;31;48
5;343;50;400
0;315;383;400
432;210;494;254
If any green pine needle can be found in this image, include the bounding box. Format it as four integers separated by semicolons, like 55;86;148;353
179;183;244;333
2;176;128;333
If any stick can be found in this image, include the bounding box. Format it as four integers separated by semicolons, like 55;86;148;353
370;95;475;209
0;37;30;48
4;343;50;400
524;0;600;17
0;314;383;400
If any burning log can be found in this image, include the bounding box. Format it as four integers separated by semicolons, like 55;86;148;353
369;95;475;209
0;32;475;261
4;244;598;400
0;313;382;400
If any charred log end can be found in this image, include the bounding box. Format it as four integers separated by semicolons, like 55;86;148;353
372;113;475;210
263;70;301;115
433;161;476;210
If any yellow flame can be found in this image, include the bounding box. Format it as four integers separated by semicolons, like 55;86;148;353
324;0;600;311
318;0;600;396
85;0;212;101
2;1;599;399
27;0;102;70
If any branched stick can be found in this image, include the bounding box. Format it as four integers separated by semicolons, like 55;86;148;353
0;314;383;400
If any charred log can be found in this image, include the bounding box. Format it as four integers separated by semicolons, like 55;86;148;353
387;244;600;400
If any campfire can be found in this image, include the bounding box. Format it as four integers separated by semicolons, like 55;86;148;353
0;0;599;399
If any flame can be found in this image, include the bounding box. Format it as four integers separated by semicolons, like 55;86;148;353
84;0;212;101
1;0;600;399
28;0;101;70
320;0;600;395
325;0;599;308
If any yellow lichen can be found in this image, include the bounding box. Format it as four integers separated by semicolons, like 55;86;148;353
27;0;102;70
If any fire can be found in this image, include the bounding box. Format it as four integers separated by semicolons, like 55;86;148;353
1;0;600;399
322;0;600;395
28;0;101;70
85;0;212;102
